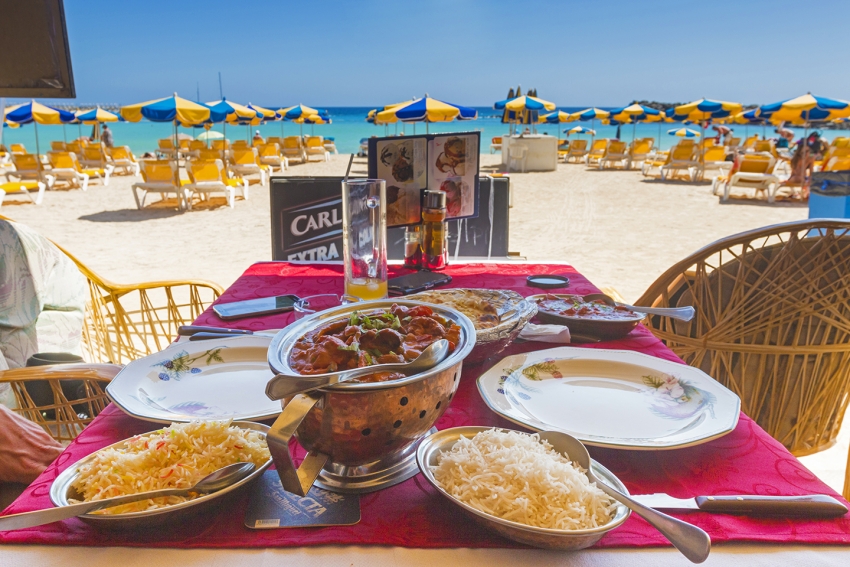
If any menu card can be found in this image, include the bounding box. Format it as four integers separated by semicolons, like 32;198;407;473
368;132;480;227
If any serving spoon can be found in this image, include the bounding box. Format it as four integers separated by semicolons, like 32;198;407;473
583;293;696;322
539;431;711;564
0;462;256;531
266;339;450;400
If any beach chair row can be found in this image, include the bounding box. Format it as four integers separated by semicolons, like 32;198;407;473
155;136;336;164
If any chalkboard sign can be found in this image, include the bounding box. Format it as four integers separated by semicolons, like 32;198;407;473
270;176;510;262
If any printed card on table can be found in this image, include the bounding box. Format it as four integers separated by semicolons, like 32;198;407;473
428;133;480;220
245;470;361;529
376;137;427;227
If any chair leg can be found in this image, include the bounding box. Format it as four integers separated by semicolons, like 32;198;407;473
104;166;113;186
80;174;89;192
226;187;234;208
33;182;45;205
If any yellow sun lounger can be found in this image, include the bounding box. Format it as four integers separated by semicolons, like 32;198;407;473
0;180;49;206
628;138;654;169
229;148;270;185
585;139;608;166
305;136;330;162
564;139;588;163
660;144;700;181
598;140;629;170
716;154;779;202
258;143;289;173
185;159;248;209
132;160;189;210
48;151;110;190
107;146;140;176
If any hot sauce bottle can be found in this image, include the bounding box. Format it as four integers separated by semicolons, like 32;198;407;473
422;190;448;270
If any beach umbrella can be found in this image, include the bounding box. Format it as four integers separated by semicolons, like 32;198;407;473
757;93;850;123
367;100;412;134
568;108;611;143
121;94;213;153
376;96;477;134
668;128;700;138
539;110;571;124
5;100;76;155
757;93;850;182
74;106;123;142
197;130;224;141
292;113;331;136
608;103;663;147
566;126;596;135
206;98;260;155
667;99;741;174
500;87;517;128
120;93;211;124
279;104;329;136
494;95;555;131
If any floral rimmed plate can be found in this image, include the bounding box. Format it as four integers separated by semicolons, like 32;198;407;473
477;347;740;450
107;336;280;423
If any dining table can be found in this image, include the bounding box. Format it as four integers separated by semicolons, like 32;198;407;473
2;261;849;567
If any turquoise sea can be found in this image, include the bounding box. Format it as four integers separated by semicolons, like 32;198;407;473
0;106;837;156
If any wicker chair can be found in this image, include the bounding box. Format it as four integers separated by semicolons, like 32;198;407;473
635;219;850;499
0;217;224;441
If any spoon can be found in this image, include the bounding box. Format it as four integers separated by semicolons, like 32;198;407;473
266;339;450;400
583;293;696;322
0;462;256;531
539;431;711;564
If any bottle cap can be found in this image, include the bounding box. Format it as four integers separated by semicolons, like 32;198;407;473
424;190;446;210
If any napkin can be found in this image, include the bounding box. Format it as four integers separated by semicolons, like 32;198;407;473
518;323;571;343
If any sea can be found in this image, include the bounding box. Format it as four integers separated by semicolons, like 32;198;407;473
0;106;834;156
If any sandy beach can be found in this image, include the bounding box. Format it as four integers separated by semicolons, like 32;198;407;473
1;153;845;494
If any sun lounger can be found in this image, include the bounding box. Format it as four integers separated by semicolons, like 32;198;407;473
751;140;776;156
324;137;338;155
741;135;759;151
824;156;850;171
80;145;116;183
628;138;654;169
47;151;109;190
585;139;608;166
177;139;191;158
716;153;779;202
699;145;731;179
598;140;629;169
0;180;49;206
10;144;27;155
185;158;248;209
358;138;369;157
490;137;502;153
6;153;53;189
232;140;250;151
726;137;741;150
188;140;206;153
660;144;700;181
564;139;588;163
131;160;189;210
258;143;288;173
305;136;330;162
107;146;140;176
156;138;177;159
816;147;850;171
282;136;307;163
50;141;66;151
229;148;269;185
831;137;850;148
211;139;229;151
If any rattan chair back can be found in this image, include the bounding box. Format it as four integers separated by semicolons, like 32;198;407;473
636;219;850;498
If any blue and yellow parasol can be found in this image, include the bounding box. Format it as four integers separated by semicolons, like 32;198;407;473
376;96;477;133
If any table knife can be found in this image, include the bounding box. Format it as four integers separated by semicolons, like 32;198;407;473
631;493;848;518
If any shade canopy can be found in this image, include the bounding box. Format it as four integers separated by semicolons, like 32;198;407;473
197;130;225;141
494;95;556;112
376;96;477;123
566;126;596;135
121;94;214;124
668;127;701;137
539;110;572;124
667;98;743;122
569;108;611;122
608;103;663;124
757;93;850;123
75;107;122;124
5;100;76;125
278;104;324;120
207;99;261;123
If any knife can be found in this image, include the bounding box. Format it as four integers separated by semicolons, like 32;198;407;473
177;325;279;341
632;493;848;518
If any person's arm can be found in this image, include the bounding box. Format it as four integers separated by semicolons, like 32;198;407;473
0;405;63;484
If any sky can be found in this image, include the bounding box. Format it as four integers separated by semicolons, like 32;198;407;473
19;0;850;108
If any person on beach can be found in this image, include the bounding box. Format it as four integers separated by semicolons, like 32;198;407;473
102;124;114;148
253;130;264;145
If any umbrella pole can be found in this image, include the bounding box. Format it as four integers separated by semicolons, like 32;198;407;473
223;121;227;165
426;122;429;135
63;123;67;142
34;121;40;157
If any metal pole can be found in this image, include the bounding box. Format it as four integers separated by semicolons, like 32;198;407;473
34;121;40;156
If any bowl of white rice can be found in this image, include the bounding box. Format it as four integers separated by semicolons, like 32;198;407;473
416;426;631;550
49;420;272;528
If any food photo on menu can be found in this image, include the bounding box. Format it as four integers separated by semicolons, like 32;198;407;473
375;137;427;226
429;134;479;219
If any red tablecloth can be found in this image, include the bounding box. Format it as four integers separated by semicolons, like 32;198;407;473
2;262;849;549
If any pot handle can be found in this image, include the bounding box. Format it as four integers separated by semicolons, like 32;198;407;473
266;392;330;496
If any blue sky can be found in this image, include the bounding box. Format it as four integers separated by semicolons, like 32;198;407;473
26;0;850;107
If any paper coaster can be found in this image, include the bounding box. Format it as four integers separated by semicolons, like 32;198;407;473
245;470;361;529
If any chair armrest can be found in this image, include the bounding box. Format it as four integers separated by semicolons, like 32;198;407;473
0;363;122;383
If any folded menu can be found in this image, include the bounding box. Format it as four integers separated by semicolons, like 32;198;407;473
244;470;361;529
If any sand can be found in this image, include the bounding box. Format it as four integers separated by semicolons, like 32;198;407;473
1;153;845;494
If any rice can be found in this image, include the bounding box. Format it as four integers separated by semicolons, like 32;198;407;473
71;420;269;514
431;429;617;530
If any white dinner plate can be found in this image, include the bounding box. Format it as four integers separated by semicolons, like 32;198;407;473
107;335;280;423
477;347;740;450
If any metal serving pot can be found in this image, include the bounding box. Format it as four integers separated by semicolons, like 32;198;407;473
266;299;476;496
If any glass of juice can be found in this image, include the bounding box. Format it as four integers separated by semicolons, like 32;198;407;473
341;179;388;300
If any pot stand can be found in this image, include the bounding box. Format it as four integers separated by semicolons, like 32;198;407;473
267;392;435;495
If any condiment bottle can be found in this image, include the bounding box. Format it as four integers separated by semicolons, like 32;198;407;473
403;225;423;269
422;190;448;270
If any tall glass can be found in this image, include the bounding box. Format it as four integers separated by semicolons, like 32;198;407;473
341;179;388;300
